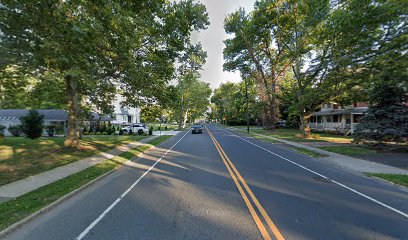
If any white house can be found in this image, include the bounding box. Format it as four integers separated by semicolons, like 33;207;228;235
309;102;368;135
111;95;141;125
89;95;141;126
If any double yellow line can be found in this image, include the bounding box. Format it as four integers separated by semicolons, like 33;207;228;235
206;127;284;240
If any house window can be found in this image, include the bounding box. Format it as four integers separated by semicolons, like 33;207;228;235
128;116;132;123
317;116;322;123
353;115;362;123
333;115;341;123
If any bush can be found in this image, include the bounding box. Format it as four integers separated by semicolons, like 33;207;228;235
0;125;6;137
165;126;168;131
20;110;44;139
354;81;408;143
149;126;153;135
83;132;89;135
119;129;123;135
102;132;108;135
95;132;101;135
8;125;23;137
137;129;144;135
46;125;56;137
157;126;161;131
143;132;148;136
129;129;133;135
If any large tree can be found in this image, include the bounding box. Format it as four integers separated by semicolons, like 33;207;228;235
0;0;209;147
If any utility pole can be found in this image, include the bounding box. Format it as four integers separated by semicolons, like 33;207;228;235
245;75;249;134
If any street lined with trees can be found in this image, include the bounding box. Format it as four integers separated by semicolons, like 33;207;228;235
218;0;407;142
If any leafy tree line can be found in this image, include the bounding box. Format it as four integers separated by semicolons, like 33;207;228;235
221;0;407;139
0;0;209;147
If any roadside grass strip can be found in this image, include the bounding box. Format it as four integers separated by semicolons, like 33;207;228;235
289;147;329;158
367;173;408;188
0;135;148;186
0;135;172;232
319;146;376;156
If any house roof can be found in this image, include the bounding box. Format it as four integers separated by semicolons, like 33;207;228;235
0;109;67;121
89;112;113;121
313;108;368;116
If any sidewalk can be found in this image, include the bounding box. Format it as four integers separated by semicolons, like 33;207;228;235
152;130;180;136
0;135;159;200
227;126;408;175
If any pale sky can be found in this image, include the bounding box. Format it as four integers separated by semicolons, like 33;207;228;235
191;0;256;89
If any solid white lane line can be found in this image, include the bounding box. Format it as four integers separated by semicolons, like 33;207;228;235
216;126;408;219
75;132;189;240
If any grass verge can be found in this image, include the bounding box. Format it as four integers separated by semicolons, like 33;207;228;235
319;146;376;156
289;147;328;158
367;173;408;188
0;135;147;186
0;135;171;232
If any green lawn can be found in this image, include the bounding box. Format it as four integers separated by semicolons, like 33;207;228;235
319;146;376;156
0;135;147;186
289;147;329;158
0;135;171;231
367;173;408;188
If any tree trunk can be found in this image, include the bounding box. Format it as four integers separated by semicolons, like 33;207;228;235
299;112;311;138
181;109;189;129
64;76;81;148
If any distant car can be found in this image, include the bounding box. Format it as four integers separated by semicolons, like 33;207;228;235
122;124;148;134
191;124;203;134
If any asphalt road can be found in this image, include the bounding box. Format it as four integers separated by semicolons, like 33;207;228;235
4;124;408;240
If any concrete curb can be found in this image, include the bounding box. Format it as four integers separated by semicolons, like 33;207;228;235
0;134;178;238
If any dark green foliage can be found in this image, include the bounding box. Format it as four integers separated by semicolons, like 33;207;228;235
8;125;22;137
165;126;168;130
137;129;144;135
46;126;56;137
149;126;153;135
107;122;113;135
158;126;161;131
83;126;88;133
354;81;408;143
19;110;44;139
128;129;133;135
0;125;6;137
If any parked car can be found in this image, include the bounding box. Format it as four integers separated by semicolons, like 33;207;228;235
191;124;203;134
122;124;148;134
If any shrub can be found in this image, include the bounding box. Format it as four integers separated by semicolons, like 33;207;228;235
8;125;23;137
157;126;161;131
112;132;118;135
83;126;88;133
102;132;108;135
20;110;44;139
165;126;168;131
119;129;123;135
0;125;6;137
354;81;408;143
129;129;133;135
83;132;89;135
143;132;148;136
95;132;101;135
46;125;56;137
137;129;144;135
149;126;153;135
